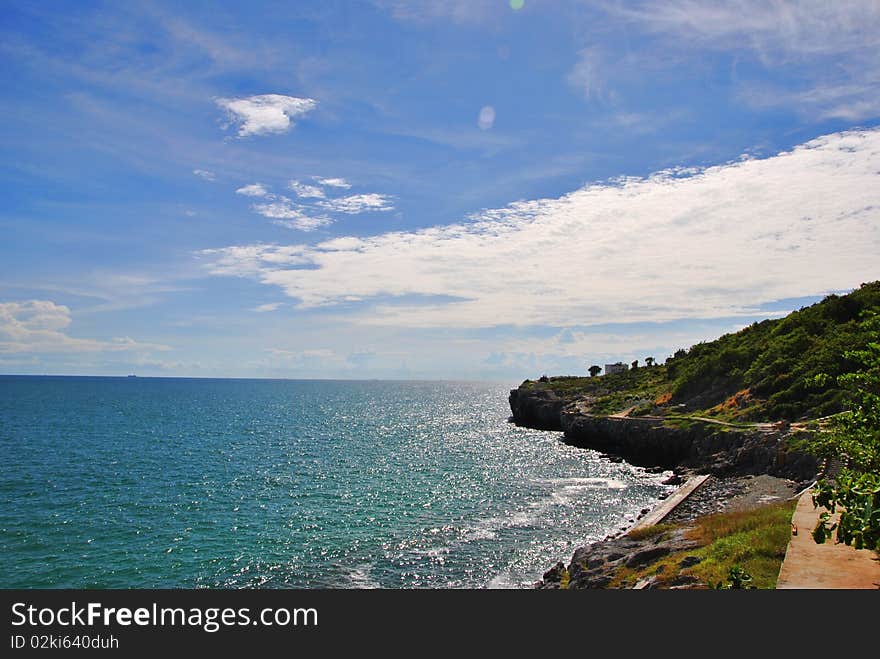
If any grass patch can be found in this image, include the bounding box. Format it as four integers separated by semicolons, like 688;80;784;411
608;499;798;589
662;417;698;431
626;523;676;541
685;500;797;588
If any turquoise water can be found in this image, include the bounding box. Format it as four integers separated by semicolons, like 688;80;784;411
0;376;671;588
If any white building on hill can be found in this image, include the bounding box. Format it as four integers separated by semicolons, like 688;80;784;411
604;362;628;375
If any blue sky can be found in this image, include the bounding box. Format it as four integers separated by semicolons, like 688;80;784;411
1;1;879;380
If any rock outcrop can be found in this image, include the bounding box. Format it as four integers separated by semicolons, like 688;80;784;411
539;528;703;589
508;387;564;430
510;386;818;482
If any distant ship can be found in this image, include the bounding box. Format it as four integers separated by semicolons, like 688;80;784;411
127;374;137;378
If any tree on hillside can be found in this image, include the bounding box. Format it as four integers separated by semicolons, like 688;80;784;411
645;356;655;367
589;365;602;377
807;312;880;551
631;359;638;370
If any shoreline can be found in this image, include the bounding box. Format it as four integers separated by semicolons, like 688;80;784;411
535;471;806;588
508;392;818;588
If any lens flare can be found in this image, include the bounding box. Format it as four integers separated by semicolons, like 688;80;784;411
478;106;496;130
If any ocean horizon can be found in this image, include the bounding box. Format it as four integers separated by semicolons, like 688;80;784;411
1;375;672;588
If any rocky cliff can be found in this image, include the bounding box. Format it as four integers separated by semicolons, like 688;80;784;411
508;387;565;430
510;386;818;481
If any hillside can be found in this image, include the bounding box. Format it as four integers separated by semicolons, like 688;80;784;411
516;281;880;423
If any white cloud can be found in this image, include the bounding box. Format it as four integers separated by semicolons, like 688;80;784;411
200;244;311;277
235;179;391;227
316;237;365;251
236;180;391;229
272;217;332;232
313;177;352;189
251;201;301;219
236;183;269;197
288;180;326;199
253;302;282;313
477;105;496;130
0;300;171;353
251;197;332;231
193;169;216;181
215;94;317;137
200;128;880;330
316;193;395;214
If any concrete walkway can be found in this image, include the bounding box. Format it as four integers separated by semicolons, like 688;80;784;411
776;488;880;589
628;475;711;532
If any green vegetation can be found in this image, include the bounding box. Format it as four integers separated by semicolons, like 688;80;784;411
520;281;880;423
625;523;676;541
666;283;880;421
609;499;797;589
520;364;669;415
712;566;754;589
804;312;880;551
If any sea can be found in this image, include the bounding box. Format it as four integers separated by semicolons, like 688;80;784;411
0;376;673;589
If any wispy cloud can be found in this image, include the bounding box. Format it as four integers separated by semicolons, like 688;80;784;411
0;300;170;354
604;0;880;119
610;1;880;59
215;94;317;137
236;180;393;229
199;244;311;277
253;302;282;312
313;177;351;189
567;48;605;100
251;199;332;231
289;180;326;198
316;193;394;214
200;128;880;328
193;169;216;181
236;183;269;197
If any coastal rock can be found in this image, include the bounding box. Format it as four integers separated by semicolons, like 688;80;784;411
557;411;818;482
542;561;567;584
510;383;819;481
508;387;565;430
624;546;671;568
537;527;702;589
